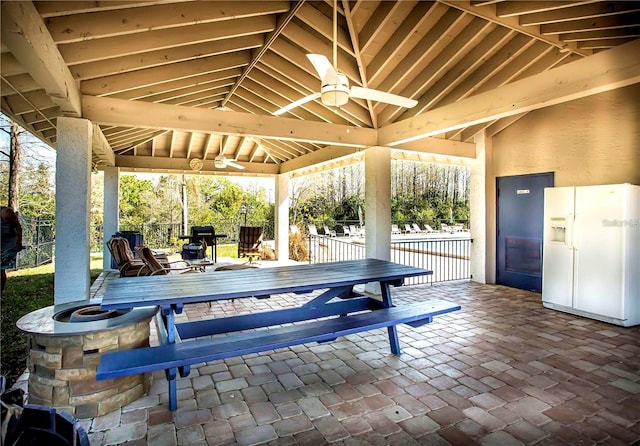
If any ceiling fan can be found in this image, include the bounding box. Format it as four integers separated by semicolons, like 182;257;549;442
214;135;244;170
273;0;417;116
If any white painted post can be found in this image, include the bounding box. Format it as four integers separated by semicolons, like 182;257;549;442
103;166;119;271
471;130;495;283
274;174;290;261
54;117;92;304
364;146;392;295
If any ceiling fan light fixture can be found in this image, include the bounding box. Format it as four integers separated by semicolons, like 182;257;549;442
214;155;226;169
320;73;350;107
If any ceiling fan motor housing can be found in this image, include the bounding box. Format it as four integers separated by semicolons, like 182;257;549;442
321;73;349;106
214;155;226;169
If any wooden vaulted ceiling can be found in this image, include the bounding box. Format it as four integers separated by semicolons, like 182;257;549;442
1;1;639;176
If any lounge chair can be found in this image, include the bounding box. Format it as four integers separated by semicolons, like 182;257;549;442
308;224;319;236
134;246;194;275
423;224;435;233
391;224;402;235
412;223;424;233
238;226;264;264
107;236;169;277
349;225;362;236
323;225;336;237
289;224;299;234
404;224;417;234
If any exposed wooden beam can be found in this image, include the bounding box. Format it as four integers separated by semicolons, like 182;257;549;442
91;124;115;167
114;154;279;175
82;95;377;147
378;39;640;146
279;145;361;174
1;1;81;116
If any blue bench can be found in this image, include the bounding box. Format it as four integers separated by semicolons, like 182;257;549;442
96;299;459;410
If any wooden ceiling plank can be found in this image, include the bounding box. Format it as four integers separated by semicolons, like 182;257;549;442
295;2;355;57
1;74;41;97
83;95;377;147
81;52;250;96
59;15;275;65
378;39;640;146
561;26;640;41
47;1;289;44
373;8;465;94
366;2;438;84
1;1;81;116
540;12;640;35
520;2;640;27
221;1;304;107
405;26;513;116
578;37;637;49
443;0;591;56
139;79;235;104
35;1;193;18
71;35;263;81
496;1;598;18
111;68;242;101
378;17;491;125
359;1;405;53
161;87;228;107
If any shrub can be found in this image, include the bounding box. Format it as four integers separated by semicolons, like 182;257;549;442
288;232;309;262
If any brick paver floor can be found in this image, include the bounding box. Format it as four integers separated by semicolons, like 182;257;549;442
29;277;640;445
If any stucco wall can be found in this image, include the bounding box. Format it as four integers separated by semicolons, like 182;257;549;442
492;84;640;187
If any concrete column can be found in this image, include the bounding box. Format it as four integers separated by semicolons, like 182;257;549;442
102;166;120;271
471;130;496;284
364;147;392;295
54;117;92;304
274;174;290;261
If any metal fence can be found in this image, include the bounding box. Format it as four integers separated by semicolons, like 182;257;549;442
14;216;54;270
93;219;275;252
307;234;472;285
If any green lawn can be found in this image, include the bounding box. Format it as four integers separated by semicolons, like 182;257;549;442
0;255;103;388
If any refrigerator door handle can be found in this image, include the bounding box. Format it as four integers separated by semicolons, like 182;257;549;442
572;213;580;250
566;213;574;250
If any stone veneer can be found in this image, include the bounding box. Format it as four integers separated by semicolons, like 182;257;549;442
25;318;153;419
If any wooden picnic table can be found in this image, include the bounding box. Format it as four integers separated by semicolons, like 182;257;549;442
97;259;460;410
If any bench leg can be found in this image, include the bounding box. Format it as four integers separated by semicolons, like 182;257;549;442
380;281;401;355
168;372;178;411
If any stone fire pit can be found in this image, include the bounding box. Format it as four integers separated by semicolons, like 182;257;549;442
16;300;157;418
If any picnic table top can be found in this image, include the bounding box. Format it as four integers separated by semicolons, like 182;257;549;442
100;258;433;310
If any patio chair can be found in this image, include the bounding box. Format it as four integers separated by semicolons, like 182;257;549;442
423;224;435;233
107;236;169;277
308;224;319;236
289;224;299;234
391;224;402;235
404;224;417;234
238;226;264;264
323;225;336;237
349;225;362;236
412;223;424;233
134;246;195;276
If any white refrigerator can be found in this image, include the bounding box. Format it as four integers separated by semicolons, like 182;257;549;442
542;183;639;326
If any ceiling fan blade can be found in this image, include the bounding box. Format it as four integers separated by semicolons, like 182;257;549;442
272;92;321;116
307;54;339;84
225;159;245;170
349;86;418;108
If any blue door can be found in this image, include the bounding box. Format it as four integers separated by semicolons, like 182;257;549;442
496;173;553;292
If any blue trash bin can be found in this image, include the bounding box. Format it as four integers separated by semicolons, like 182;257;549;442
3;404;90;446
